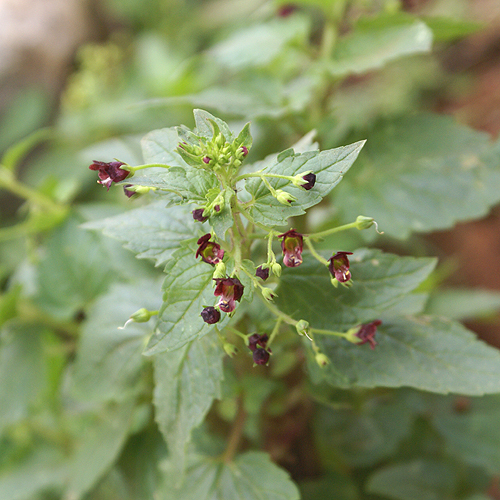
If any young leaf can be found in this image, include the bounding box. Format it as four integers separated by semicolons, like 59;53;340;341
193;109;234;142
158;452;300;500
82;201;197;267
311;316;500;395
144;246;232;354
366;459;458;500
327;16;433;77
153;334;224;474
71;279;161;403
275;249;436;329
245;141;365;226
333;114;500;239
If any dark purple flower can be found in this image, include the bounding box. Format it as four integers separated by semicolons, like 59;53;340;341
256;266;269;281
196;234;224;265
201;306;220;324
214;277;244;313
240;146;249;157
278;229;304;267
301;173;316;190
214;205;221;212
351;320;382;350
248;333;269;352
328;251;353;283
192;209;208;223
253;348;270;365
123;184;135;198
89;160;129;190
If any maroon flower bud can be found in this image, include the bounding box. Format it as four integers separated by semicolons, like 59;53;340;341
89;160;129;190
201;306;221;324
214;277;244;313
328;251;353;283
123;184;135;198
256;266;269;281
203;156;211;164
214;205;221;212
192;208;208;222
346;320;382;350
253;347;270;365
301;173;316;190
240;146;249;157
196;234;224;265
248;333;269;352
277;4;297;17
278;229;304;268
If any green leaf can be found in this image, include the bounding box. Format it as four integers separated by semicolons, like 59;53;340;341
366;459;457;500
157;452;300;500
425;288;500;320
327;15;433;77
312;316;500;395
1;128;52;171
193;109;234;142
314;392;416;468
333;114;499;239
275;248;436;329
153;334;224;474
64;399;136;499
208;16;309;70
245;140;365;226
0;324;47;434
82;201;197;267
432;394;500;474
144;246;232;354
71;279;161;403
423;16;483;42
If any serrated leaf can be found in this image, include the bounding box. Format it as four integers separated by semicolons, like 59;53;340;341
153;334;224;475
0;324;47;434
432;394;500;474
144;247;232;354
208;15;309;70
312;316;500;395
367;459;457;500
334;114;500;239
275;248;436;329
328;16;432;77
82;201;197;267
157;452;300;500
193;109;234;142
245;141;365;226
71;279;161;403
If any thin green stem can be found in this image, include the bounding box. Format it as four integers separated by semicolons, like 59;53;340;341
128;163;170;172
259;296;298;328
308;221;358;240
311;328;346;337
260;176;277;196
267;317;283;347
305;238;329;266
225;325;249;343
234;172;296;183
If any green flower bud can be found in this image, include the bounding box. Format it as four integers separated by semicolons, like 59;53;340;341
355;216;374;230
315;353;330;367
223;342;239;357
261;287;276;302
275;190;297;206
295;319;310;337
130;308;153;323
133;185;152;194
271;262;282;277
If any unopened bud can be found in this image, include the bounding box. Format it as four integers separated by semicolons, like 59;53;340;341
261;288;276;302
315;353;330;367
271;263;282;277
355;216;374;230
295;320;310;337
275;190;297;206
119;307;155;329
223;342;239;357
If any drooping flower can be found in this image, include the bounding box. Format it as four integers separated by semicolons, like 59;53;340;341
301;173;316;190
89;160;130;190
247;334;271;365
192;209;208;223
196;234;224;265
345;320;382;350
214;277;244;313
255;266;269;281
328;251;353;283
253;348;270;365
201;306;221;324
278;229;304;267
